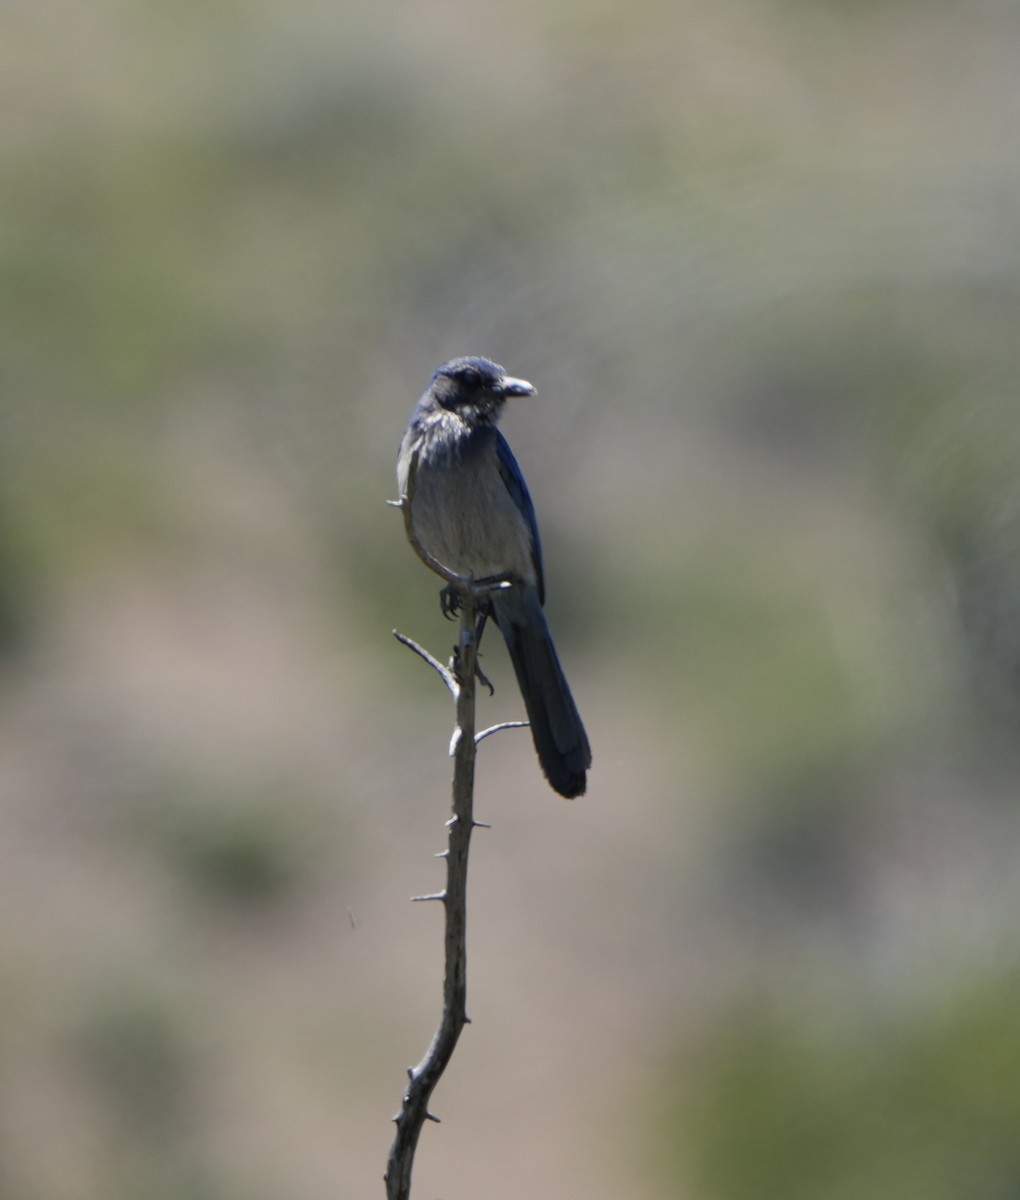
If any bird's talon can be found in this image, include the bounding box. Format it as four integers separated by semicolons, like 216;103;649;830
475;660;495;696
439;585;462;620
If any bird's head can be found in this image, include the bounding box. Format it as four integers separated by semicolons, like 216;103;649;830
429;357;535;424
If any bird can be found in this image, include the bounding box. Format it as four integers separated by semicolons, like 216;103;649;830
397;356;591;798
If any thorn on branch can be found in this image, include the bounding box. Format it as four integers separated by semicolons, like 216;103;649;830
393;630;458;697
475;720;529;745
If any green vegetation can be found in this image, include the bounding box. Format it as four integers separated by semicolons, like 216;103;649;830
658;973;1020;1200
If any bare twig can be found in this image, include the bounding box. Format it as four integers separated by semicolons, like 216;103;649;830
475;720;529;745
391;629;457;696
385;594;481;1200
385;452;517;1200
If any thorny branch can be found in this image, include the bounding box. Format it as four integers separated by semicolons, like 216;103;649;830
384;451;518;1200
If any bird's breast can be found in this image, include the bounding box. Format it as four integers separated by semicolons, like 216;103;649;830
402;427;536;585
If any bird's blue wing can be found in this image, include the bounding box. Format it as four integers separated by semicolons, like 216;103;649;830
496;431;545;604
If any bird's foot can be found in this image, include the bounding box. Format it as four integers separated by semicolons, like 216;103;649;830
475;658;495;697
439;584;462;620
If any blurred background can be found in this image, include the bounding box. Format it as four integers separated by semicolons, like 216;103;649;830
3;1;1020;1197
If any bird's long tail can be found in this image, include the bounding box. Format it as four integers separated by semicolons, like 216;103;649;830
492;588;591;798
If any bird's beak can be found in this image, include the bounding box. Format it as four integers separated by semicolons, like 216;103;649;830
502;376;536;398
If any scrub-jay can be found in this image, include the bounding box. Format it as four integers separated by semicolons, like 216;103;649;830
397;357;591;798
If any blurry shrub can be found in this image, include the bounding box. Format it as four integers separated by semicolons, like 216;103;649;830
68;987;233;1200
71;986;194;1137
720;760;874;917
154;785;317;906
605;530;898;793
902;388;1020;736
655;972;1020;1200
5;449;182;584
0;502;39;657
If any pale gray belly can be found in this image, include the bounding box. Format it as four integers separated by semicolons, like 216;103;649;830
407;446;535;584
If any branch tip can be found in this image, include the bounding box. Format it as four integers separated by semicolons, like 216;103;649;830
393;629;458;696
475;719;529;744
